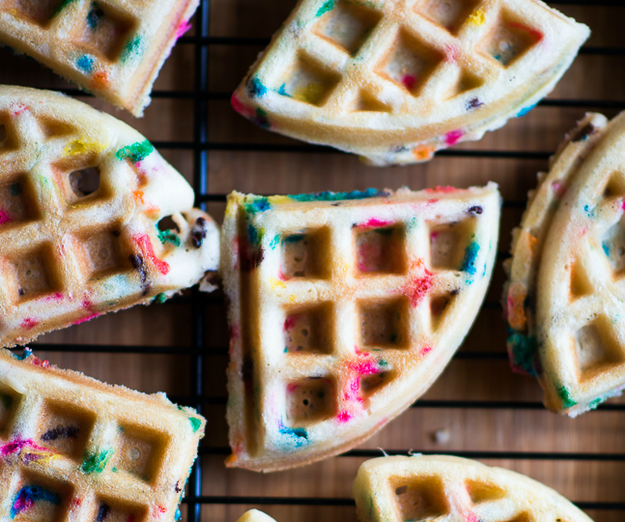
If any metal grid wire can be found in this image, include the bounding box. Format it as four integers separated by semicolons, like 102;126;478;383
12;0;625;519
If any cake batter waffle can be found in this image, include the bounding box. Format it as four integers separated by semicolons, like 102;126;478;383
232;0;589;165
0;347;205;522
0;0;199;116
222;185;500;471
236;510;277;522
0;86;219;348
354;455;593;522
505;112;625;416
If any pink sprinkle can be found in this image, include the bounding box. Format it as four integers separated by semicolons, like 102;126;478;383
229;325;240;340
402;74;416;90
360;218;393;228
134;234;170;275
231;93;254;119
0;210;11;225
284;316;296;331
354;346;370;357
445;130;463;146
175;20;193;40
430;231;439;240
421;346;432;356
425;186;456;194
31;356;50;368
73;313;100;325
11;103;28;116
403;273;434;307
45;292;63;302
621;200;625;211
21;318;38;330
353;361;379;376
552;181;567;198
337;410;352;423
1;438;49;457
507;21;543;41
286;383;299;393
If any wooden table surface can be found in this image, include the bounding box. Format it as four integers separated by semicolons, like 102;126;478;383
2;1;625;521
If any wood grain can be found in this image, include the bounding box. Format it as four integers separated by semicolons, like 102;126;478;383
2;1;625;521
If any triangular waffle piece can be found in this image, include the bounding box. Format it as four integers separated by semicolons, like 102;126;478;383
0;86;219;348
0;0;199;116
504;112;625;416
222;185;500;471
0;348;205;521
231;0;589;166
237;510;278;522
354;456;593;522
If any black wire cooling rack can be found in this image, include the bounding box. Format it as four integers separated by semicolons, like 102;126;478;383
9;0;625;520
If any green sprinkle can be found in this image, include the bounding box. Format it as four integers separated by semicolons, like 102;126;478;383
189;416;202;432
157;228;181;247
116;140;154;163
378;360;388;367
588;398;603;411
153;293;168;304
121;34;144;63
244;197;271;214
557;385;577;409
82;448;114;473
316;0;335;17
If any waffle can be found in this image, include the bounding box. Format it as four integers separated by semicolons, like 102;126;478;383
222;185;500;472
231;0;589;166
353;455;593;522
0;86;220;348
0;347;205;521
236;510;277;522
503;112;625;416
0;0;199;116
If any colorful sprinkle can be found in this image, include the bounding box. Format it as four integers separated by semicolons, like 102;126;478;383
467;9;485;26
290;188;387;203
401;74;416;91
189;417;202;433
11;486;60;518
277;423;309;448
316;0;335;17
121;35;144;63
557;385;577;409
247;77;268;98
461;241;480;276
116;140;154;163
76;54;95;73
0;209;12;225
175;20;193;40
20;318;38;330
82;448;114;473
133;234;170;275
87;4;104;29
157;229;181;247
507;333;537;376
445;129;464;146
403;273;434;307
244;197;271;214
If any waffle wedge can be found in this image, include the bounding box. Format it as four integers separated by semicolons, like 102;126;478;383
232;0;589;166
354;456;593;522
222;185;500;471
0;347;205;521
0;0;199;116
503;112;625;416
0;86;219;348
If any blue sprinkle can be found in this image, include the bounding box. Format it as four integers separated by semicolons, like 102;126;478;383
278;83;290;97
461;241;480;276
76;54;95;73
244;197;271;214
517;102;539;118
248;77;268;98
247;223;260;247
289;188;388;203
10;348;32;361
11;486;60;518
278;424;309;448
603;242;611;257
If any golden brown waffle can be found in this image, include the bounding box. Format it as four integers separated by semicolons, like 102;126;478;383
236;510;277;522
353;456;593;522
221;185;500;471
232;0;589;165
0;347;205;521
0;0;199;116
503;112;625;416
0;86;219;348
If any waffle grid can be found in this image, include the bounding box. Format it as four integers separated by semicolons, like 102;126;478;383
3;0;625;519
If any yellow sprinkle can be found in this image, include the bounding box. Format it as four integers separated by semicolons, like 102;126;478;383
63;139;106;157
289;295;295;302
270;278;287;290
268;195;291;205
293;83;325;105
468;9;485;26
